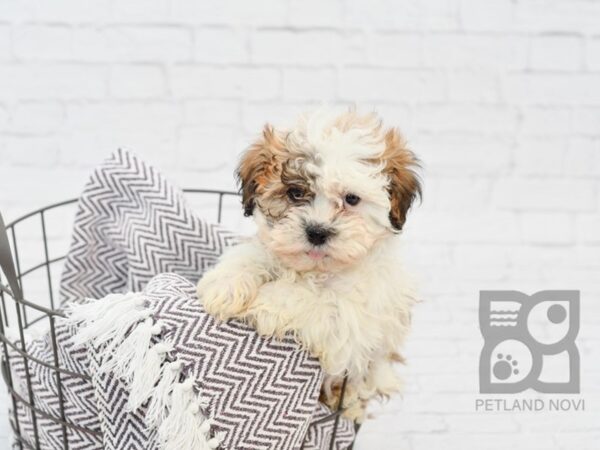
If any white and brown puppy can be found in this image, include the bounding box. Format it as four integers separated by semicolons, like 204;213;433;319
197;108;421;421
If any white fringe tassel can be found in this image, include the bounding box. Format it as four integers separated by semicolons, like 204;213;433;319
68;292;223;450
158;380;222;450
145;360;183;428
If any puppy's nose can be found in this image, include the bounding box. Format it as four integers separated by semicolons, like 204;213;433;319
305;224;333;246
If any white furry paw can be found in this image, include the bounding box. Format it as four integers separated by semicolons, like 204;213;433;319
342;398;368;423
322;380;367;424
197;269;259;321
370;361;403;398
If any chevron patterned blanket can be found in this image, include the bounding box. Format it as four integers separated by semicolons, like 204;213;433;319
7;150;355;449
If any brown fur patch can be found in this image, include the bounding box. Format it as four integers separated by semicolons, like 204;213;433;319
237;125;315;219
390;351;406;364
237;125;286;216
370;128;421;230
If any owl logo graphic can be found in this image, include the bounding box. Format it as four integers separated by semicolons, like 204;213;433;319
479;290;580;394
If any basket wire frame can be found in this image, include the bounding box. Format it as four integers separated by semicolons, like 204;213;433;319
0;189;355;450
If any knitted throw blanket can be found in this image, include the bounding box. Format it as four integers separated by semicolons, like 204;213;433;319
6;150;355;449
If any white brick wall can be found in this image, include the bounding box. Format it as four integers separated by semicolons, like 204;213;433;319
1;1;599;449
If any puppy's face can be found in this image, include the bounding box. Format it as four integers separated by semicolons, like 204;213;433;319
238;109;421;273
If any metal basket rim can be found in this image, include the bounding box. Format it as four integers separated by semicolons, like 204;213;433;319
5;188;241;229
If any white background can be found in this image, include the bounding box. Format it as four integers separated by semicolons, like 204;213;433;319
1;0;600;449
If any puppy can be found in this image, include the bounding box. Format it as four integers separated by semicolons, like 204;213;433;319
197;108;420;422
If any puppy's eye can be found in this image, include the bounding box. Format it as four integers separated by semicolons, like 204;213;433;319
287;187;305;202
344;193;361;206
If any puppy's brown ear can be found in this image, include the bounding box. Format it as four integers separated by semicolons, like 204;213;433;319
237;124;285;216
381;128;422;231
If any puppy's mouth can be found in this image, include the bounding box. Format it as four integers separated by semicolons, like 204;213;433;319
306;249;327;260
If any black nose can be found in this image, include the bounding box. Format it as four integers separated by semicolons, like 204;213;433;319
305;224;333;246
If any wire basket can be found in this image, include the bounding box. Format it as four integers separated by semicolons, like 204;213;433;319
0;189;355;450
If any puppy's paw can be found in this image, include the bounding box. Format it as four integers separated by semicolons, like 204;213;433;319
341;398;368;423
321;380;367;424
243;280;307;339
197;269;259;321
370;361;403;399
